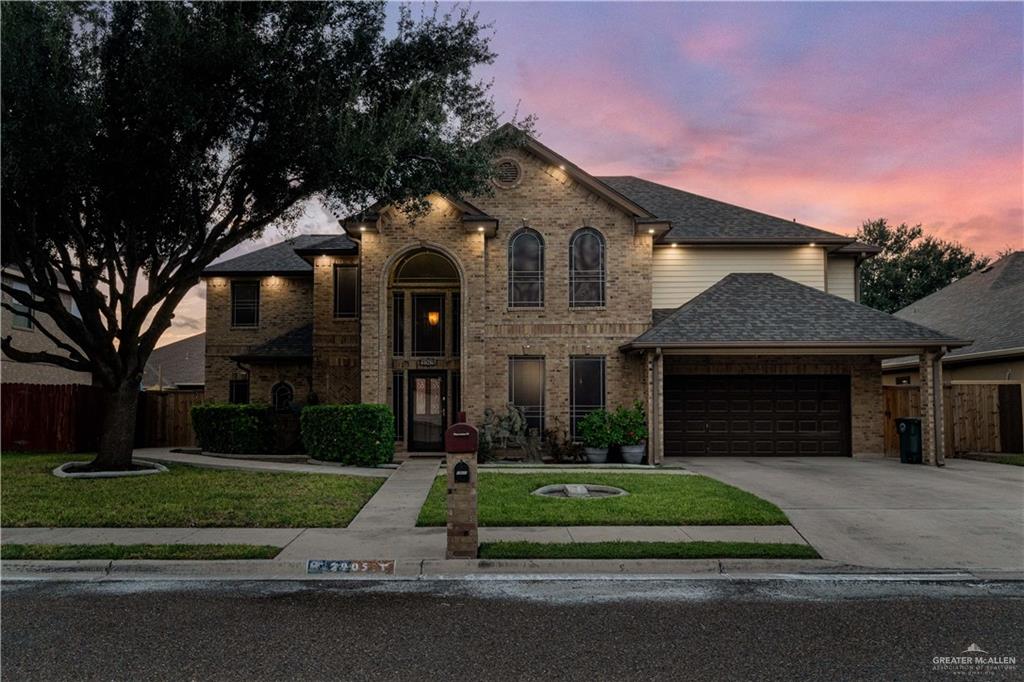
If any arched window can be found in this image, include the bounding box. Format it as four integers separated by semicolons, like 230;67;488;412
569;228;605;307
508;228;544;308
271;382;294;413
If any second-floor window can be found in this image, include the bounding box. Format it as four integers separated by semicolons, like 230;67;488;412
508;228;544;308
570;228;605;307
231;281;259;328
333;264;359;318
9;281;33;330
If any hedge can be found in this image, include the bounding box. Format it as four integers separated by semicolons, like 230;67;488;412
191;403;275;454
301;404;395;466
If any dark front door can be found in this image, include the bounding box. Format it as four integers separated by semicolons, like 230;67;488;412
408;371;447;451
664;375;851;456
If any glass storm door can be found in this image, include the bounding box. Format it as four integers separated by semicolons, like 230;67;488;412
408;371;447;451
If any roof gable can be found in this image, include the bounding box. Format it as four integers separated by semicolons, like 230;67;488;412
599;176;851;244
203;234;356;276
630;273;965;349
894;251;1024;358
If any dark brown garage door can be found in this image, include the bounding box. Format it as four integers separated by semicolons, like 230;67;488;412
664;375;851;456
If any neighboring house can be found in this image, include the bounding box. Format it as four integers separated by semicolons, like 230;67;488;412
143;332;206;390
0;267;92;386
883;252;1024;385
202;127;961;461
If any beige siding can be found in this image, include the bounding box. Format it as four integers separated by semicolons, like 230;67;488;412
652;246;825;309
827;256;857;301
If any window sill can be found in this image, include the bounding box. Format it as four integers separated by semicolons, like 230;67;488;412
568;305;607;312
230;325;260;331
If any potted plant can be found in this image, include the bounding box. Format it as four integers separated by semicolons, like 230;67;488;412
613;401;648;464
577;409;612;463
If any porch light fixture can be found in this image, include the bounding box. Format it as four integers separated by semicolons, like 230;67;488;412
427;311;441;326
359;226;366;232
648;228;655;234
809;242;816;247
477;226;485;232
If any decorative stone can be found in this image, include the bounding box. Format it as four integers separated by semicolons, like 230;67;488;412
52;460;169;479
532;483;628;499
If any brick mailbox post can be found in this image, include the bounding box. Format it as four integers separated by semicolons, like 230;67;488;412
444;413;478;559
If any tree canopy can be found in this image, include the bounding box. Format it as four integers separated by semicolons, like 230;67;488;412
1;0;523;467
855;218;990;313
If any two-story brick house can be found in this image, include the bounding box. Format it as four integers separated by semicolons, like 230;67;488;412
202;128;963;462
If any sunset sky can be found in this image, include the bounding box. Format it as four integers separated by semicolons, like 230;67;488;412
161;1;1023;346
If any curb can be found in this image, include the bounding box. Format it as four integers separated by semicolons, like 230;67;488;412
4;558;1017;582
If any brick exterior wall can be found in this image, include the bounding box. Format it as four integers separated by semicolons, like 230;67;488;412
312;255;361;403
662;355;884;457
357;148;653;448
204;275;314;405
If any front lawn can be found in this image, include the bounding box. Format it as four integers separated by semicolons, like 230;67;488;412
0;453;383;528
417;473;788;526
0;544;281;561
479;541;819;560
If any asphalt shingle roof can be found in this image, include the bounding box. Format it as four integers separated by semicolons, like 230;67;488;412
203;234;356;275
143;332;205;388
630;273;964;348
598;176;850;243
891;252;1024;360
232;324;313;361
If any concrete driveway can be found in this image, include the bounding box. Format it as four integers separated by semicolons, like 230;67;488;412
673;457;1024;571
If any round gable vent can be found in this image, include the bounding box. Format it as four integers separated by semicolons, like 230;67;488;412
493;158;523;189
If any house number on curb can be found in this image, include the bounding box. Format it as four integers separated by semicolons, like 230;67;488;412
307;559;395;574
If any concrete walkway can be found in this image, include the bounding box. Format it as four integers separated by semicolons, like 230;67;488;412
134;448;391;478
347;459;441;529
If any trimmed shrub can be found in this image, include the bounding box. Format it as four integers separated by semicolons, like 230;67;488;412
301;404;395;466
610;401;648;446
191;403;274;454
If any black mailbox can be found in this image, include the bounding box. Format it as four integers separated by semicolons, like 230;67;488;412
453;460;471;484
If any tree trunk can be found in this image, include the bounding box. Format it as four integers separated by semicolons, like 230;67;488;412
91;381;139;470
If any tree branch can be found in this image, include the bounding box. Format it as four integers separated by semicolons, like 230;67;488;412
1;335;92;373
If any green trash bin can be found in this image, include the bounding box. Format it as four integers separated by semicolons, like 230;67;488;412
896;418;922;464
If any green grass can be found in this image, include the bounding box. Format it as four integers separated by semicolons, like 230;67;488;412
417;473;789;526
958;453;1024;467
0;453;383;528
995;455;1024;467
479;541;819;560
0;543;281;561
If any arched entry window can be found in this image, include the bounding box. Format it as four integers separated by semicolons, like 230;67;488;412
508;228;544;308
271;382;294;412
569;228;605;307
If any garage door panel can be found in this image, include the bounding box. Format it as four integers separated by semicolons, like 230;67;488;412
664;374;851;457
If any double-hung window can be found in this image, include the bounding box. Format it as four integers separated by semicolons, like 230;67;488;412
509;356;545;433
231;281;260;328
570;356;606;441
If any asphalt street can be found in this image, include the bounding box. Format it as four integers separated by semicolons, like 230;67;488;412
2;578;1022;681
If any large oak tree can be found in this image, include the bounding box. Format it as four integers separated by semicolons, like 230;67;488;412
856;218;990;313
2;1;522;469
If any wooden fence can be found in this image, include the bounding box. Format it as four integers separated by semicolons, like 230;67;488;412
1;383;104;452
135;389;205;448
2;383;204;452
883;382;1024;457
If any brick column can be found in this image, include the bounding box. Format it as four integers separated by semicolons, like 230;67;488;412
919;350;946;466
446;452;478;559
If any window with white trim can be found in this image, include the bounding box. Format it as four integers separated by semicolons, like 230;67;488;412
231;281;259;328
